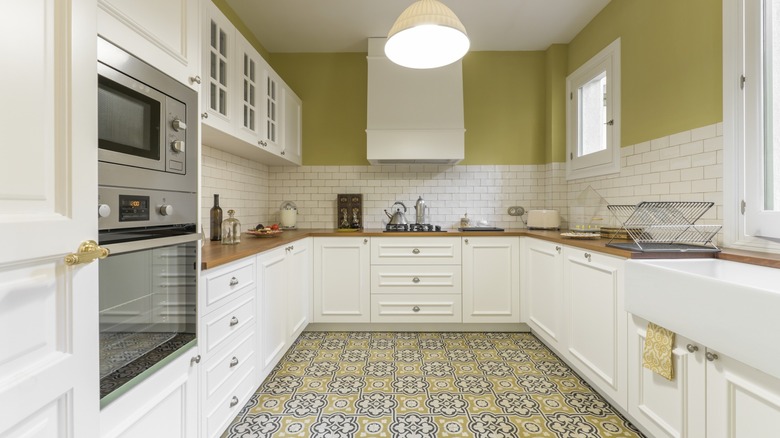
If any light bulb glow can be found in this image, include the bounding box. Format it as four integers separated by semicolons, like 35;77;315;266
385;24;470;69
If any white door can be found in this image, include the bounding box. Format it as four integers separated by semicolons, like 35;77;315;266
525;239;564;348
0;1;99;437
287;239;310;340
461;237;520;323
312;237;371;323
707;350;780;438
257;247;288;375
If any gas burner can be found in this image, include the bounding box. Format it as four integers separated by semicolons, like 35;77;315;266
384;223;444;232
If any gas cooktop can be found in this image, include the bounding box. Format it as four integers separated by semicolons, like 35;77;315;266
384;223;445;232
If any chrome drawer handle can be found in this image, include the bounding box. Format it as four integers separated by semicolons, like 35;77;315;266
412;306;420;312
229;277;239;286
412;277;420;284
706;352;719;362
190;355;201;365
230;396;239;407
230;316;239;326
412;248;420;254
230;356;239;367
686;344;699;353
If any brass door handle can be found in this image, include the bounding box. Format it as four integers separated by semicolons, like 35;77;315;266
64;240;109;266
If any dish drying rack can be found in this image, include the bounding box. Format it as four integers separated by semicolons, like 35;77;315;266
606;201;721;252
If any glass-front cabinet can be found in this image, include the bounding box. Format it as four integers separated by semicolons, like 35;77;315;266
202;0;234;132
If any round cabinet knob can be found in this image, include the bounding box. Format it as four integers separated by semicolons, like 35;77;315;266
189;75;201;85
686;344;699;353
706;351;719;362
230;396;239;407
555;245;561;253
230;356;239;367
172;118;187;131
412;306;420;312
159;204;173;216
201;112;209;119
412;277;421;283
98;204;111;218
412;248;420;254
171;140;185;153
229;316;239;326
229;277;239;286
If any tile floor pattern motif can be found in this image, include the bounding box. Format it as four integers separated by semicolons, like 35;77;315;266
224;332;645;438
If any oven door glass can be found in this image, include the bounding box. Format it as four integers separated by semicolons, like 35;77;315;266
98;240;197;399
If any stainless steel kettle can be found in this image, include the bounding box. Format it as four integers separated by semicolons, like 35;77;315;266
384;201;408;225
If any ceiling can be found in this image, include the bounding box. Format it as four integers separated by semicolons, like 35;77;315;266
224;0;612;53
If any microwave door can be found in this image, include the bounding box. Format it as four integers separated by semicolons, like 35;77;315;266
97;62;166;172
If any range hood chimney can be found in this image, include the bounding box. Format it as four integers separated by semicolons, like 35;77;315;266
366;38;465;165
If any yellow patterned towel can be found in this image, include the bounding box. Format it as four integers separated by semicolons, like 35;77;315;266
643;322;675;380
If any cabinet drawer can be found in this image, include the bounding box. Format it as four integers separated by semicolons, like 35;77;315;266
371;237;461;265
371;265;461;294
203;260;255;312
204;326;256;400
371;293;462;323
204;362;256;438
202;292;255;356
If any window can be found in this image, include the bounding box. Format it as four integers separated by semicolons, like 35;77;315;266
724;0;780;249
566;39;621;180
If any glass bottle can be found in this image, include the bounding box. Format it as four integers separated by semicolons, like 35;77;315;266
210;194;222;241
221;209;241;245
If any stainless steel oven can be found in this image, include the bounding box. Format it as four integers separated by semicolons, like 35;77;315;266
97;37;200;401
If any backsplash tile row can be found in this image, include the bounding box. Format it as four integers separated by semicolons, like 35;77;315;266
202;123;723;239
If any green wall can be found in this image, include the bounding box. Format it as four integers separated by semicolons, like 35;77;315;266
212;0;270;61
568;0;722;150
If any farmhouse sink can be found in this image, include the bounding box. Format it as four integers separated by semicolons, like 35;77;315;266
625;258;780;379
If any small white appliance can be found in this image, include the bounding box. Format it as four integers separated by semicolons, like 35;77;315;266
527;210;560;230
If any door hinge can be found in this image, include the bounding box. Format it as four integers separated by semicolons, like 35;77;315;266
570;152;573;160
741;200;746;215
570;92;573;100
740;75;746;90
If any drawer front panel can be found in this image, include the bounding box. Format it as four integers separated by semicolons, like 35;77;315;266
205;363;256;438
204;261;255;311
371;237;461;265
204;326;256;400
371;265;462;294
202;292;255;355
371;293;462;323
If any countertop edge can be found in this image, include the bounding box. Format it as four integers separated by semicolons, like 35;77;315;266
201;228;775;270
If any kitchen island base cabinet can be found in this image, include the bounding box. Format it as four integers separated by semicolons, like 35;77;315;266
313;237;371;323
100;346;199;438
627;315;706;438
563;247;627;407
461;237;520;323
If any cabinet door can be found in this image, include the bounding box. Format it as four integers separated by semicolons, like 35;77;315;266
707;350;780;438
313;237;371;322
525;239;564;349
282;86;303;165
201;0;233;131
563;247;627;406
260;68;282;152
100;347;199;438
288;239;311;340
97;0;200;89
235;34;261;145
461;237;520;323
257;247;288;376
0;2;99;437
627;315;706;438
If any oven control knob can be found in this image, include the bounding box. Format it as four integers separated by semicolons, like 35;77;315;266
171;140;185;153
98;204;111;218
172;118;187;132
159;204;173;216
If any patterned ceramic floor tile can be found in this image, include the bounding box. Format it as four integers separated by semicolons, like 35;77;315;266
223;332;645;438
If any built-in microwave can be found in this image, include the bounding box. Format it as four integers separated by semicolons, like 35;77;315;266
97;37;197;195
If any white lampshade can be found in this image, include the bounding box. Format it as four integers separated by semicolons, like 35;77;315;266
385;0;470;69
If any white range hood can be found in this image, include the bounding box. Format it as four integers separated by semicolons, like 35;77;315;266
366;38;465;165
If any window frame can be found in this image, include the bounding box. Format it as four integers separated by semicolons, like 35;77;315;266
565;38;621;181
724;0;780;251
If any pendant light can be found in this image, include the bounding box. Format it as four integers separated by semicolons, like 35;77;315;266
385;0;470;69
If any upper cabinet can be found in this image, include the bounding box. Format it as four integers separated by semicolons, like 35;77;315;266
97;0;201;90
200;1;302;166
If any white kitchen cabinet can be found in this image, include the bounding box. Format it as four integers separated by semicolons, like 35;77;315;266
287;239;311;340
563;247;627;407
524;238;564;350
97;0;201;89
313;237;371;323
236;33;262;144
260;68;281;152
707;348;780;438
627;314;706;438
199;258;258;438
100;346;199;438
201;0;235;133
257;247;289;378
461;237;521;323
283;86;303;165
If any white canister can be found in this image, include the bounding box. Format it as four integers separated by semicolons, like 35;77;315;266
279;201;298;228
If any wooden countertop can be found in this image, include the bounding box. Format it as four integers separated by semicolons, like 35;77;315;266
203;228;746;270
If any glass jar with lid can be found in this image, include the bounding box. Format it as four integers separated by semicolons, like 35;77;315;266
221;209;241;245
